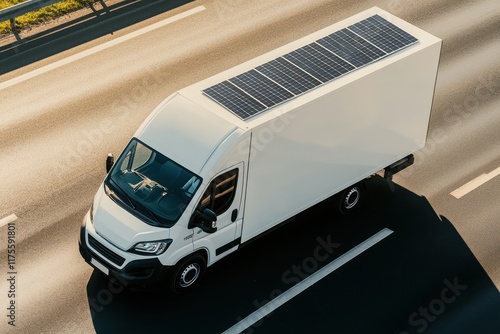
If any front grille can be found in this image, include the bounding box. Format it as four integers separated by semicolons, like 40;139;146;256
88;234;125;267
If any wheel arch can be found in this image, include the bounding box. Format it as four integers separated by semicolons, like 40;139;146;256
191;247;209;266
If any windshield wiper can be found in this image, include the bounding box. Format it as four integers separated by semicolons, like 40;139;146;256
133;200;163;226
108;178;136;209
108;178;164;226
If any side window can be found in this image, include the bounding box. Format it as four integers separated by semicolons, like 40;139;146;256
119;151;131;171
198;169;238;216
131;142;153;170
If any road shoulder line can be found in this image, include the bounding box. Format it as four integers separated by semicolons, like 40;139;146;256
223;227;394;334
0;5;206;91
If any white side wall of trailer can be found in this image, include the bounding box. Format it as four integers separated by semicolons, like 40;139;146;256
241;40;441;243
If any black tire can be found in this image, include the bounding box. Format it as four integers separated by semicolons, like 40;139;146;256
337;182;364;215
169;253;206;293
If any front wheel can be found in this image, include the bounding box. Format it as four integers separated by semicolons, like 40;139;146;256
169;253;206;293
336;182;365;215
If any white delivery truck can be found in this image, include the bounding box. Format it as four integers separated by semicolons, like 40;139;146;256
79;7;441;292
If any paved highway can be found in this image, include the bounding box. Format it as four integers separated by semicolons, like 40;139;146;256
0;0;499;333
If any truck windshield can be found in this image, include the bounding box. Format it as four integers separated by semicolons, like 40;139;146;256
105;138;202;227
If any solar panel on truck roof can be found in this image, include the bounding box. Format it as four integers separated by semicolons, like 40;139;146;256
229;70;294;108
203;14;418;121
256;58;321;95
203;81;266;120
348;14;418;54
316;28;386;67
283;43;355;83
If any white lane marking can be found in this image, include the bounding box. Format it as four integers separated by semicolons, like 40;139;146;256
222;228;394;334
0;5;206;91
0;213;18;228
450;166;500;199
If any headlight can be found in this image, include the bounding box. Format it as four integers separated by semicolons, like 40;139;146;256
131;239;172;255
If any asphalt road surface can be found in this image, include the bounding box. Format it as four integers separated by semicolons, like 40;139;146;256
0;0;499;333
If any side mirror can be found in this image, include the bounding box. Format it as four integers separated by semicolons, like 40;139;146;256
200;208;217;222
106;153;114;173
189;208;217;233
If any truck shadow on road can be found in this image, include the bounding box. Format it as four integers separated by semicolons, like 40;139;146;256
85;176;500;334
0;0;193;75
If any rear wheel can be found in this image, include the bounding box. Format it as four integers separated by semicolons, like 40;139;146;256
337;182;364;214
169;253;206;294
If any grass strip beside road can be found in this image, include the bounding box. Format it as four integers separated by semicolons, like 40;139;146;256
0;0;97;34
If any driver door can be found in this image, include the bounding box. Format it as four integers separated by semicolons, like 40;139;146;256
192;163;244;263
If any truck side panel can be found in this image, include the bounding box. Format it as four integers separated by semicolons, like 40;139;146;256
241;41;441;243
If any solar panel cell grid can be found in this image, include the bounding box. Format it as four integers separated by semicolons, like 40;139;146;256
203;81;266;120
283;45;350;83
348;15;417;54
308;43;355;75
283;50;326;83
256;58;321;95
229;70;294;108
371;15;418;44
316;29;385;67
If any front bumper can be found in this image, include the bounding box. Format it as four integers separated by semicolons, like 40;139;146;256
79;222;173;290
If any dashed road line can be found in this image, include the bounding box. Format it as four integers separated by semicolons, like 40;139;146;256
0;214;18;228
451;166;500;199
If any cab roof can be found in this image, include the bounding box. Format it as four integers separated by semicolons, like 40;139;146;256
135;93;238;174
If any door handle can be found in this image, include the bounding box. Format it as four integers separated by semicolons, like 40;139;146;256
231;209;238;222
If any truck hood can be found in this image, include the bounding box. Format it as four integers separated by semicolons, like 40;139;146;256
93;188;170;250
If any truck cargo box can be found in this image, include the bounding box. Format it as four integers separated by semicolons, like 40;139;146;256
181;7;441;242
